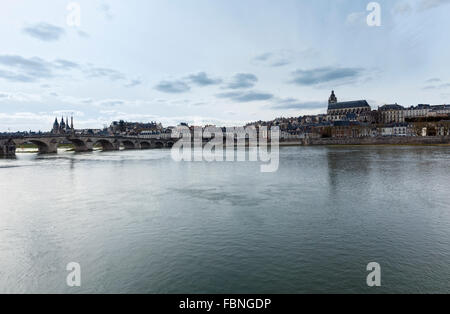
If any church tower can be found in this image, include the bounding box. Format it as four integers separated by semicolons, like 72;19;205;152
328;90;338;104
60;116;66;132
52;117;59;134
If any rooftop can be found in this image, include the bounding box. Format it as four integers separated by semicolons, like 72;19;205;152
379;104;404;111
328;100;371;111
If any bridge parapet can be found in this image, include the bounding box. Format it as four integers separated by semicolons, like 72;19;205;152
1;134;179;157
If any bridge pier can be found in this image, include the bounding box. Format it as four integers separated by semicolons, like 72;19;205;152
0;139;16;158
74;146;93;153
39;142;58;154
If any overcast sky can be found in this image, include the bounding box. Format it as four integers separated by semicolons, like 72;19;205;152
1;0;449;131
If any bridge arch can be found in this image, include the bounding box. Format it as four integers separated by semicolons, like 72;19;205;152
68;138;89;152
28;139;57;154
166;141;174;148
140;141;151;149
121;140;136;150
93;139;116;151
155;141;164;149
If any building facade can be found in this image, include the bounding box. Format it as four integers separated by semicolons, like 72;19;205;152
327;91;372;121
379;104;405;124
379;104;450;124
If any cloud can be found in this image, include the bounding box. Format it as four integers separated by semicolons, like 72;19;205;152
392;2;413;15
226;73;258;89
426;78;441;83
290;66;365;86
419;0;450;11
253;52;291;67
22;23;65;42
271;59;291;67
0;54;136;85
217;91;273;102
125;79;143;88
69;97;153;109
252;49;315;67
84;66;126;81
0;70;35;83
254;53;272;62
270;98;327;110
154;72;222;93
0;55;54;82
99;3;113;20
155;80;191;93
0;112;56;132
52;110;84;117
0;91;43;102
54;59;80;70
96;99;126;107
391;0;449;14
423;77;450;90
187;72;222;86
423;82;450;90
77;30;90;38
346;12;366;26
254;52;291;67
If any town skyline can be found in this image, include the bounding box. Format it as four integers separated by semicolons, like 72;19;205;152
3;90;449;141
1;0;450;132
1;88;448;134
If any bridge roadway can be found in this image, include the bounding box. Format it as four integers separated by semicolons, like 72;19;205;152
0;134;177;155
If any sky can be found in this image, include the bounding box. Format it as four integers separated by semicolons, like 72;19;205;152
0;0;450;131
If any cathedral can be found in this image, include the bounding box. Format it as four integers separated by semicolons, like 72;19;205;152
52;116;74;134
327;91;371;121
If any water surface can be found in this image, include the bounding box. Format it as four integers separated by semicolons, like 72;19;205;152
0;146;449;293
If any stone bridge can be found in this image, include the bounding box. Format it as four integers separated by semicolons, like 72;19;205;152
1;135;177;156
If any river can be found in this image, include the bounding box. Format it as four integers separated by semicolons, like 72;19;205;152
0;146;449;293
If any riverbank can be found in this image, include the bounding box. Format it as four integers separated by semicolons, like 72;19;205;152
281;136;450;146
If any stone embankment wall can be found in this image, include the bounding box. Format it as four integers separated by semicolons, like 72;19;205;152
296;136;450;146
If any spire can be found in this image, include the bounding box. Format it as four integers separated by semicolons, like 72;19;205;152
60;116;66;129
328;90;337;104
52;117;59;132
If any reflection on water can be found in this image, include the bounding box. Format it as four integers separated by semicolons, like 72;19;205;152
0;146;449;293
